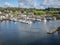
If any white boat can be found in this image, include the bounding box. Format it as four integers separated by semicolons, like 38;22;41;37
43;18;47;22
10;18;17;22
36;19;41;22
18;19;32;24
26;20;32;24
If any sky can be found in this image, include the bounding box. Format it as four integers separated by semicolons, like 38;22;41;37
0;0;60;9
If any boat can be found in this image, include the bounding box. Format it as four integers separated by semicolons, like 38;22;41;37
47;29;56;34
36;19;41;22
10;18;17;22
43;18;47;22
18;19;32;24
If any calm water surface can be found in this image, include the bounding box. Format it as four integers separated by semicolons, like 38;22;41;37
0;20;60;45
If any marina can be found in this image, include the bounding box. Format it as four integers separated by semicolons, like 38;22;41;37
0;13;56;24
0;0;59;45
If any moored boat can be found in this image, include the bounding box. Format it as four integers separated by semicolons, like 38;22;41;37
18;19;32;24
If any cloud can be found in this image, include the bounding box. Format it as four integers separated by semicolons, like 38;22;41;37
4;2;12;7
4;2;18;7
18;0;60;9
18;0;37;8
40;0;60;8
2;0;60;9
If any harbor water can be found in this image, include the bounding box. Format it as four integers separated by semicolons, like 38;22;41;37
0;20;60;45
